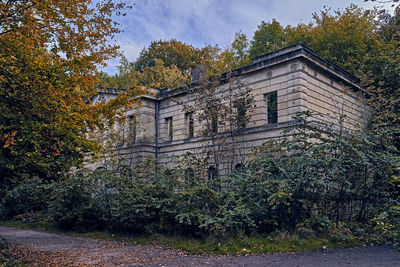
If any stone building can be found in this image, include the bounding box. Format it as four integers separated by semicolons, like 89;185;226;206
92;44;368;174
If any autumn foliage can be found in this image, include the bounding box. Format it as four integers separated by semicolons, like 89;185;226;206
0;1;145;186
0;1;398;246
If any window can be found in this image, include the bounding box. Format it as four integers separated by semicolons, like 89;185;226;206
265;91;278;124
185;112;194;138
211;113;218;133
95;166;107;173
235;163;244;171
128;115;137;144
235;100;246;129
208;166;220;191
185;168;194;186
165;117;173;141
208;166;218;180
120;120;126;144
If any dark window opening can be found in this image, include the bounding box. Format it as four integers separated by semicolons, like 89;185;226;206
211;114;218;134
236;100;246;129
234;163;245;175
266;91;278;124
165;117;173;141
208;166;220;192
235;163;244;170
186;112;194;138
120;120;126;144
208;166;218;180
95;166;107;173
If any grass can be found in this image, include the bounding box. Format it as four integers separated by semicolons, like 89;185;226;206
0;220;58;233
0;220;371;255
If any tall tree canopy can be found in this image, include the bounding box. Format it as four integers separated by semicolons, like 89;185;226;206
249;5;380;73
103;4;399;128
248;5;400;126
135;39;200;73
131;39;223;88
214;31;252;73
99;55;140;89
0;0;144;184
249;19;286;59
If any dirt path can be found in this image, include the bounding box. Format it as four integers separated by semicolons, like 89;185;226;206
0;226;399;266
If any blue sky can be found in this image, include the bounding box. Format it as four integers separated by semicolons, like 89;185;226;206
102;0;393;74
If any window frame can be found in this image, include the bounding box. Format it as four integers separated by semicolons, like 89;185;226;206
235;99;247;129
265;91;278;124
185;112;194;138
165;117;173;141
208;166;218;180
128;114;137;144
211;113;218;134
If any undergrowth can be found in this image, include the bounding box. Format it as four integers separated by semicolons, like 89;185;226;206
0;220;377;255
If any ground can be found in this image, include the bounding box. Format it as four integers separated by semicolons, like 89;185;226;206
0;226;399;266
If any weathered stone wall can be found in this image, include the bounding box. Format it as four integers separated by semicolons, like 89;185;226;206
301;62;368;131
156;60;308;169
91;44;368;174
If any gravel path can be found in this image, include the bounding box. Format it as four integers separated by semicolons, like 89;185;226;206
0;226;399;266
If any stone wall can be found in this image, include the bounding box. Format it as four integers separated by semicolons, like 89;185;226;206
91;44;368;174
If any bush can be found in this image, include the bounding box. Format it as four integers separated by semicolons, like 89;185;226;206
298;216;331;235
0;203;6;220
2;113;397;243
108;176;177;234
48;174;106;231
42;112;399;240
3;177;49;218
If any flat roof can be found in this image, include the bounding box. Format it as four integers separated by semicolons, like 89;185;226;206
97;43;363;100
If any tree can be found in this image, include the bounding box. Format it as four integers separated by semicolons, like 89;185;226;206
135;39;199;73
139;58;191;89
214;31;252;73
249;19;287;59
307;5;380;74
0;0;145;186
249;5;381;74
134;39;223;88
183;73;255;176
248;5;400;128
99;56;139;89
378;7;400;42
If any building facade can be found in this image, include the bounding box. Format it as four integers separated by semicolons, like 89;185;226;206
92;44;368;173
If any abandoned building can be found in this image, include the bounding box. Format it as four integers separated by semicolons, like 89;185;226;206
92;44;368;174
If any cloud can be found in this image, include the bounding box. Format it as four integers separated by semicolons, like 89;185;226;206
102;0;389;74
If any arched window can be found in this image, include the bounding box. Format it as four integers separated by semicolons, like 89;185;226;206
235;163;244;170
185;112;194;138
95;166;107;172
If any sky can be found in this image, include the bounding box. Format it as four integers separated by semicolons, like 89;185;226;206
102;0;394;74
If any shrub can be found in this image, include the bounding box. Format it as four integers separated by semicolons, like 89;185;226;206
48;174;105;231
4;112;396;243
3;177;49;218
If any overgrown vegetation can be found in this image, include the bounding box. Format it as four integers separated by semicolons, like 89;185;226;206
0;0;145;193
0;219;377;255
0;113;398;252
182;72;255;173
1;1;400;254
